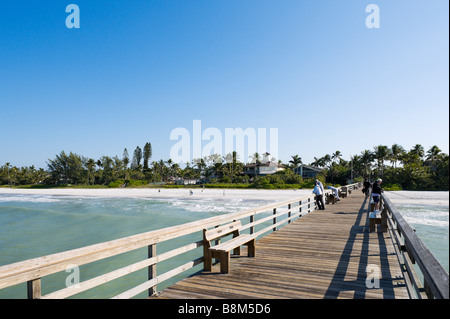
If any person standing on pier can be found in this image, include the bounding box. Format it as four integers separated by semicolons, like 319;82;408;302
313;182;325;210
371;179;383;210
363;178;372;197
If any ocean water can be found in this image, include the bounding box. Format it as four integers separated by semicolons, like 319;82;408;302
0;193;272;299
0;191;448;298
385;191;449;274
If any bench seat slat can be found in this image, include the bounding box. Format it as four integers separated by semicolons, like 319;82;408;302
204;221;241;241
210;234;254;253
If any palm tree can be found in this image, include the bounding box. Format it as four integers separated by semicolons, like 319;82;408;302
249;152;260;164
390;144;405;169
426;145;442;164
411;144;425;159
322;154;332;168
332;151;342;164
360;150;373;178
289;155;302;169
373;145;389;177
310;157;321;167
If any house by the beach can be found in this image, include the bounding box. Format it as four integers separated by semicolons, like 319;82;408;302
293;165;323;179
243;153;285;177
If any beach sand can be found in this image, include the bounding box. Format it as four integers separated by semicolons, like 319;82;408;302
0;187;313;202
384;191;449;207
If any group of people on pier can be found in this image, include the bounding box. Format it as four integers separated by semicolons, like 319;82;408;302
363;178;384;210
312;178;384;211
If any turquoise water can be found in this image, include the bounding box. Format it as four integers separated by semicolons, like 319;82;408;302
0;193;448;298
394;203;449;273
0;194;269;299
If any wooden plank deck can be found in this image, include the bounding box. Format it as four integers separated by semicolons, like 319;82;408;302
152;191;410;299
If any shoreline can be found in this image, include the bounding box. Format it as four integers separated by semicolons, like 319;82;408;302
1;188;448;206
0;187;314;202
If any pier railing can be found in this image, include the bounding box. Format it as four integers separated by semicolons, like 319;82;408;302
0;183;363;299
380;194;449;299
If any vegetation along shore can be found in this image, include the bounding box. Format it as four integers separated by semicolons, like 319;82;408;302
1;143;448;191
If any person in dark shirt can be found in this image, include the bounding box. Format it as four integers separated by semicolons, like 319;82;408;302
371;179;383;210
363;179;372;197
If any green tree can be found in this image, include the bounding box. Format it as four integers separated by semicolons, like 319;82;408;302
123;148;130;168
289;155;302;169
47;151;84;185
390;144;405;169
426;145;442;164
131;146;142;170
360;150;373;178
143;142;152;170
373;145;389;177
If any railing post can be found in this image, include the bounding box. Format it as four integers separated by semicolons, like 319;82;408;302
299;200;302;217
27;278;41;299
148;244;156;297
288;204;291;224
273;208;277;232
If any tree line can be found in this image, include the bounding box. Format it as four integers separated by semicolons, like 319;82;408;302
308;144;448;191
0;143;448;191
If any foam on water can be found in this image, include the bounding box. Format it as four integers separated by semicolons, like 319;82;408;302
385;191;449;273
1;191;447;297
0;194;60;203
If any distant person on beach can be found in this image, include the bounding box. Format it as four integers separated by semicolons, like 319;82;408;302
371;179;383;210
189;190;193;196
313;183;325;210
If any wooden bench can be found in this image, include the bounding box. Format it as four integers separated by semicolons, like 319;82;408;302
327;193;337;204
369;210;388;232
370;199;375;212
339;187;348;198
203;221;255;274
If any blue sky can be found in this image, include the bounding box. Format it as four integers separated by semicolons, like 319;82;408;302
0;0;448;168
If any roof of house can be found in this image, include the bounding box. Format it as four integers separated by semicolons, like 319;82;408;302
244;161;285;168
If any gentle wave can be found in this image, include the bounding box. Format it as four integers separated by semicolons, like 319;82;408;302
0;195;60;203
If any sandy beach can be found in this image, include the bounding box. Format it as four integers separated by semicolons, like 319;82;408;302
384;191;449;207
0;187;314;202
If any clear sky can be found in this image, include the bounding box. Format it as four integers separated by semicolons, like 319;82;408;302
1;0;448;169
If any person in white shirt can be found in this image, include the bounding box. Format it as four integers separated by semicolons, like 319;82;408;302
327;186;340;201
313;183;325;210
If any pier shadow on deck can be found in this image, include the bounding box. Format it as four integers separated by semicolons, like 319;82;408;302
324;196;400;298
152;192;409;299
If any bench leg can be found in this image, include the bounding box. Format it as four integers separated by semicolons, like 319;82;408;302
204;247;212;271
247;239;255;257
381;213;388;232
369;219;375;232
219;251;230;274
233;246;241;256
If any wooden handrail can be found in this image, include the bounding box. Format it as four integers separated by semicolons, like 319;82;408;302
0;183;361;299
381;194;449;299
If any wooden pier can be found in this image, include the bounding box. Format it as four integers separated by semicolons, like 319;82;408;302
152;191;409;299
0;183;448;299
